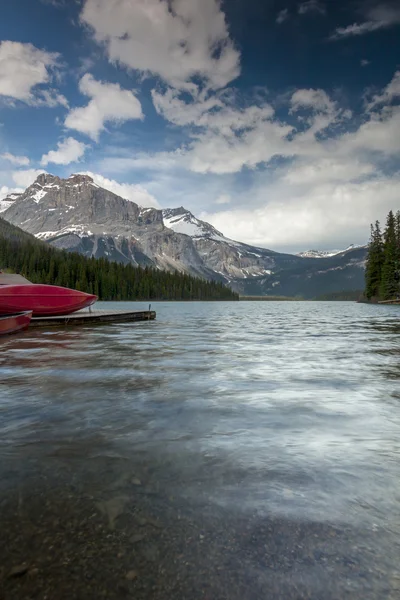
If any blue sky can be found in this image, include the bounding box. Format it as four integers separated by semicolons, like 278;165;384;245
0;0;399;252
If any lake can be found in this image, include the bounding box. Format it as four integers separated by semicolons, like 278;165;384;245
1;301;400;599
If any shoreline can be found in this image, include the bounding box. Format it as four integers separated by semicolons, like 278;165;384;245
1;463;396;600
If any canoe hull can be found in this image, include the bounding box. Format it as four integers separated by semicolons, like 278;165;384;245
0;285;98;316
0;311;33;336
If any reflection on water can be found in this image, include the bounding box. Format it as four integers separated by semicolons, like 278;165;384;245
1;301;400;598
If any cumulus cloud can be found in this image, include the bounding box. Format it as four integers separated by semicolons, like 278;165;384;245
122;69;400;249
0;152;30;166
298;1;326;16
65;74;143;141
0;41;67;107
282;158;375;185
276;8;289;24
290;88;336;114
152;90;287;174
332;3;400;39
366;71;400;111
151;88;224;127
0;185;23;201
215;194;231;205
203;173;400;251
41;137;88;166
79;171;160;208
80;0;240;91
12;169;45;188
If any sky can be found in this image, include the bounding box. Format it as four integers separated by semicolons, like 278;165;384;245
0;0;399;253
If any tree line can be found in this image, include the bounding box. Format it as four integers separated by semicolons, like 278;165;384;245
0;218;238;301
365;210;400;301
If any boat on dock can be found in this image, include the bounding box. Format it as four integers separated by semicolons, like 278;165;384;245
0;311;33;336
0;272;156;326
0;282;97;317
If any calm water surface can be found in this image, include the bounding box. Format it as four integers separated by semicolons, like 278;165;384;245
1;301;400;599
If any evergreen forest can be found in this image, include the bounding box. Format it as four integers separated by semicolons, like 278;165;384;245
365;210;400;301
0;217;238;301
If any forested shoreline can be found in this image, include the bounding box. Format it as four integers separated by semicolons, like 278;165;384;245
0;218;238;301
365;210;400;301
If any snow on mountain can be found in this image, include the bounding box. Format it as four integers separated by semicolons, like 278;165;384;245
162;207;225;240
0;173;367;296
0;193;21;213
297;245;363;258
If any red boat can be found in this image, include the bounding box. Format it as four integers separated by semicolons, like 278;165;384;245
0;311;33;336
0;284;97;317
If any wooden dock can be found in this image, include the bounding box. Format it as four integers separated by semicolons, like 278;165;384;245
30;309;156;328
378;299;400;305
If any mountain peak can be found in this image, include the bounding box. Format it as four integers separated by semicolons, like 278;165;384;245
68;173;94;184
297;244;363;259
34;173;60;187
162;207;224;239
32;173;94;187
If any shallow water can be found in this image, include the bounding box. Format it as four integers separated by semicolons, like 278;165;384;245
1;301;400;598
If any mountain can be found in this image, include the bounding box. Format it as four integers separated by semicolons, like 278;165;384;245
162;207;224;239
234;245;367;298
1;173;367;298
0;214;238;301
0;212;41;244
0;193;21;214
297;245;363;258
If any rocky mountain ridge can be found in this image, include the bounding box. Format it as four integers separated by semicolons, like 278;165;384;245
297;245;363;259
1;173;367;298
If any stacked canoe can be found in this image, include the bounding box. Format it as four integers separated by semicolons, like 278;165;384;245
0;272;97;336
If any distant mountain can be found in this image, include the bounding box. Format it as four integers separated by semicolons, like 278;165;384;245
0;193;21;214
1;173;367;298
233;246;367;299
162;207;224;239
297;245;363;258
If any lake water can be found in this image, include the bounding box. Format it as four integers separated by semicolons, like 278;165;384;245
1;301;400;599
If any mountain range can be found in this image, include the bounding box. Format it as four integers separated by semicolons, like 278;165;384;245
0;173;367;298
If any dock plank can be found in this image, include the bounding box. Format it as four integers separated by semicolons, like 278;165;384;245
30;309;156;328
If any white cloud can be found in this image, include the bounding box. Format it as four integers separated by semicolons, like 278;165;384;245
79;171;160;208
41;137;88;166
0;185;23;201
152;91;288;175
203;173;400;251
282;158;375;185
152;88;224;127
366;71;400;111
332;3;400;39
96;69;400;250
0;152;30;166
188;117;292;174
290;88;336;114
276;8;289;24
65;74;143;141
12;169;45;188
80;0;240;91
361;59;370;67
338;105;400;155
215;194;231;205
0;41;67;107
298;1;326;16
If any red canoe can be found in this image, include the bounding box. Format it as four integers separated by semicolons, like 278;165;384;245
0;285;97;317
0;311;33;336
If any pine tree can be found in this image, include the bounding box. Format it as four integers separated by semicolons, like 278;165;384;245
380;210;399;300
365;221;384;300
0;217;240;301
